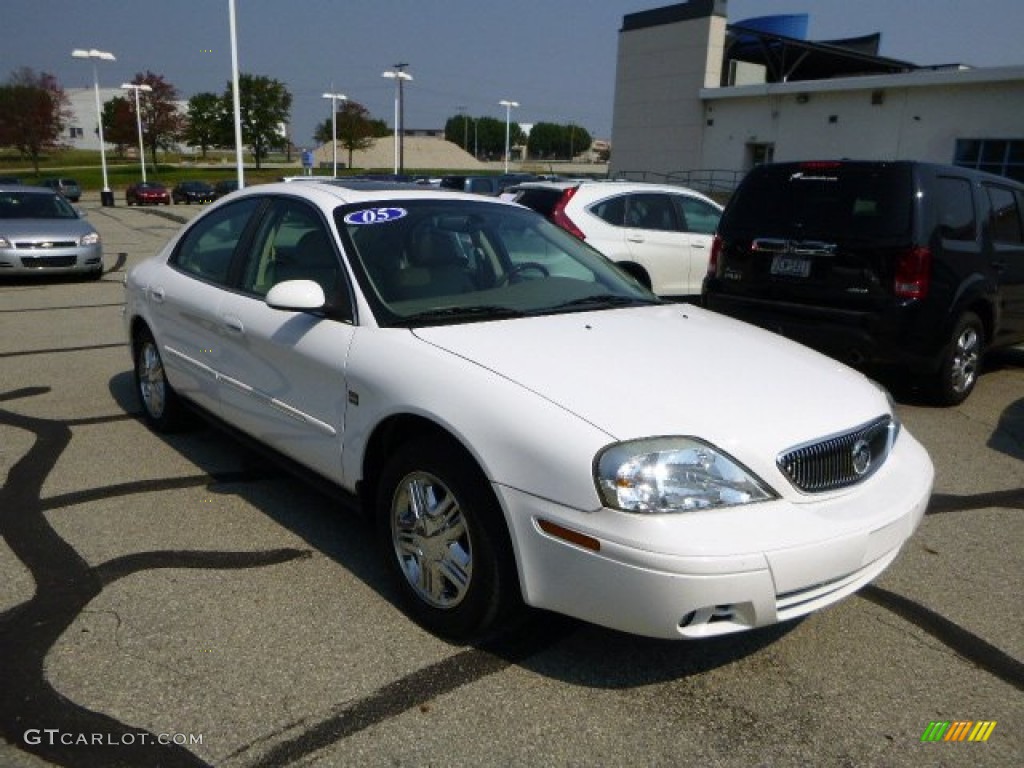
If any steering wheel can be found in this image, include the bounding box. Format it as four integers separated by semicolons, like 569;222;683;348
496;261;550;286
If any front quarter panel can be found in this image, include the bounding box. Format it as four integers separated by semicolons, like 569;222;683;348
341;328;613;512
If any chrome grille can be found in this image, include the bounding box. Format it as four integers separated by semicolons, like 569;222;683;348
777;416;897;493
16;241;77;249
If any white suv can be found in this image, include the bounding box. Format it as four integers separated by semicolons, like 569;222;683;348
509;181;722;297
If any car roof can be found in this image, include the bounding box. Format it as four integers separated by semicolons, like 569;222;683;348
0;184;60;195
507;179;719;203
226;180;519;207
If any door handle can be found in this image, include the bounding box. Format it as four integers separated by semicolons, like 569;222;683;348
626;234;645;243
221;315;244;335
149;286;165;303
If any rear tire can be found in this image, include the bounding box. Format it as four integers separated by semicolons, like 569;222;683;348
133;328;189;431
933;311;984;406
376;436;521;641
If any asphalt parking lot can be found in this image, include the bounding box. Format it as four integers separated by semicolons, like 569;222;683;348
1;199;1021;767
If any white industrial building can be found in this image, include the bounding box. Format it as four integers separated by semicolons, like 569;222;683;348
609;0;1024;190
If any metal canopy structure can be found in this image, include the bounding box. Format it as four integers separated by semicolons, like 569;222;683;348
724;24;918;84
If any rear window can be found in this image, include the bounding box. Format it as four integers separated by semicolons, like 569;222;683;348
723;164;913;240
513;187;566;218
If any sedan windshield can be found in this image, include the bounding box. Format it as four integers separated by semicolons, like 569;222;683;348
335;199;660;326
0;191;78;220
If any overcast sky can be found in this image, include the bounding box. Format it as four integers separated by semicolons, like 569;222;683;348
3;0;1022;147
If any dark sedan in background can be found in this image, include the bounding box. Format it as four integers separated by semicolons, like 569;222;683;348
126;182;171;206
0;185;102;278
172;181;216;205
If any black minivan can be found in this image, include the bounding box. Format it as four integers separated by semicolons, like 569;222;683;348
703;161;1024;404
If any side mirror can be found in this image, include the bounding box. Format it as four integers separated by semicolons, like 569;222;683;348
265;279;326;312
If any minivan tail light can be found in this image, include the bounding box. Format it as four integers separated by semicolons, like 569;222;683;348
708;234;723;276
551;187;586;240
894;246;931;299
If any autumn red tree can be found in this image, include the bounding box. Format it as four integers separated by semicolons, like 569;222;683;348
0;68;71;173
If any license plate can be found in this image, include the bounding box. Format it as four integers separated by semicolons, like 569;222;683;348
770;255;812;277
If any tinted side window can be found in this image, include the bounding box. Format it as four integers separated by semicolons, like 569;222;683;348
935;177;977;242
984;184;1024;244
589;194;627;226
675;196;721;235
171;198;261;284
625;194;677;231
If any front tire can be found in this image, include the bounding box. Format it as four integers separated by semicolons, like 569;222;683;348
933;311;984;406
376;436;521;641
133;328;188;431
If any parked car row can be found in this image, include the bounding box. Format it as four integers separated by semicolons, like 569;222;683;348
123;178;934;644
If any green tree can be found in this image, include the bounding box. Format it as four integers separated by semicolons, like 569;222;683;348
314;100;385;169
225;73;292;169
0;68;71;173
183;92;224;159
526;121;593;160
469;115;525;160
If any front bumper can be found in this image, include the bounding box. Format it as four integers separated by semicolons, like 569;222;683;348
0;244;103;276
498;429;933;639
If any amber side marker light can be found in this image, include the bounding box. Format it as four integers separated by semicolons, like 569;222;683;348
537;519;601;551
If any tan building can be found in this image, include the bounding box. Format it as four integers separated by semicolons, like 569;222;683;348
610;0;1024;190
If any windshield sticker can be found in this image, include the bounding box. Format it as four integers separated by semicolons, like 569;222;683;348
344;207;407;225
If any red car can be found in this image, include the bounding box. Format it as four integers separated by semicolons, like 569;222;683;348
126;182;171;206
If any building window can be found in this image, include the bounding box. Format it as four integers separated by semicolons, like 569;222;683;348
69;126;84;139
954;139;1024;182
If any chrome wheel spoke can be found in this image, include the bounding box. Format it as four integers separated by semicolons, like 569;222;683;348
391;470;473;610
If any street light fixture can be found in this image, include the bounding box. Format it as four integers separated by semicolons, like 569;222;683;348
499;99;519;173
381;65;412;175
71;48;116;205
121;83;153;182
321;91;347;177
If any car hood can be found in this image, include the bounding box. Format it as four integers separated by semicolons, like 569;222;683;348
0;218;94;239
412;304;889;473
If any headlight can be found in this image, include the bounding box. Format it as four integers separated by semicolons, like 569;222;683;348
595;437;776;513
80;232;100;246
0;236;10;248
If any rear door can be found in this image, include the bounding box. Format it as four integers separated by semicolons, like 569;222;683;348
153;197;263;413
620;192;692;295
983;183;1024;341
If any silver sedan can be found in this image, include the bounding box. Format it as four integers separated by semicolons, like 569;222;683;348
0;185;103;279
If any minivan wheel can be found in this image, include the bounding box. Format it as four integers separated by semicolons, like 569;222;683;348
376;436;521;641
133;329;188;431
934;312;984;406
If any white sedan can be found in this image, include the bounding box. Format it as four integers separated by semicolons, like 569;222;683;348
123;180;934;641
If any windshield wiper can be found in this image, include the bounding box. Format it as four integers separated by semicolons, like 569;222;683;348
400;305;527;325
547;294;664;312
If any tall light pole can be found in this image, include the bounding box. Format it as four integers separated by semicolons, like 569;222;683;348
499;99;519;173
121;83;152;182
71;48;115;205
381;64;412;175
321;90;347;177
228;0;244;190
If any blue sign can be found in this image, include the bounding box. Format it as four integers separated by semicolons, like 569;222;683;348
301;150;314;168
343;208;408;225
